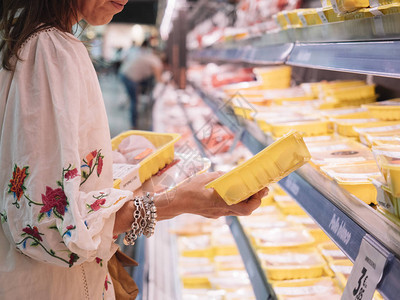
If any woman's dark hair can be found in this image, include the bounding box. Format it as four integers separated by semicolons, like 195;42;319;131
0;0;79;71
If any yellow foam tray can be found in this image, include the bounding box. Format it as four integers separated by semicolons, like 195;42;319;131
363;98;400;121
272;277;342;299
372;144;400;197
318;242;348;262
251;227;315;250
333;0;370;14
321;162;380;204
205;131;311;205
270;119;333;138
111;130;181;188
258;248;329;281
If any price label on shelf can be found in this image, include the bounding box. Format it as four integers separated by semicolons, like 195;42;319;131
342;235;390;300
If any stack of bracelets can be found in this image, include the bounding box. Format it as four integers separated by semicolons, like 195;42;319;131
123;192;157;246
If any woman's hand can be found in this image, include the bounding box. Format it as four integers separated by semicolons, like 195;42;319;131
154;172;267;221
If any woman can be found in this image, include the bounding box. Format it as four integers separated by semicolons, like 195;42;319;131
0;1;266;299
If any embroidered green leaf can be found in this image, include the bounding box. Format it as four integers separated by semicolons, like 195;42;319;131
37;213;45;222
53;209;64;221
49;224;58;231
31;241;39;247
57;180;62;188
82;171;88;179
50;249;55;255
0;211;7;223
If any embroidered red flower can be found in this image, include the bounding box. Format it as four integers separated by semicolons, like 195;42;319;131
90;198;106;211
104;275;111;291
8;165;29;201
40;186;67;215
97;156;103;176
22;226;42;241
86;150;98;168
65;168;78;180
66;225;74;230
68;252;79;267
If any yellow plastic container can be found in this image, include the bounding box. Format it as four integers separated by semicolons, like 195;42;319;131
327;111;372;120
252;227;315;250
287;9;308;27
111;130;181;188
181;276;212;289
272;277;342;299
252;66;292;88
344;7;375;20
330;259;353;288
318;242;348;262
270;120;333;138
321;162;380;204
258;248;328;280
355;123;400;145
324;84;376;102
334;118;382;137
333;0;370;13
275;11;290;29
254;112;313;133
318;7;345;23
363;98;400;120
320;107;369;118
372;144;400;197
274;195;308;215
300;9;323;26
205;131;311;205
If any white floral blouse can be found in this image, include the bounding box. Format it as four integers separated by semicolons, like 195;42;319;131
0;28;134;299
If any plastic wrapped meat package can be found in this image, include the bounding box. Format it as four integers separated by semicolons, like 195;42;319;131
209;270;251;290
257;248;328;280
305;139;375;168
113;135;156;164
179;256;214;289
213;255;245;271
251;227;315;250
355;123;400;147
272;277;342;300
178;234;213;258
320;162;381;204
239;214;292;230
141;152;211;194
317;242;348;262
211;225;239;256
274;194;308;215
372;144;400;197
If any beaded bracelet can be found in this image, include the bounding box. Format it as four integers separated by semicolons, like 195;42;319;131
123;193;157;245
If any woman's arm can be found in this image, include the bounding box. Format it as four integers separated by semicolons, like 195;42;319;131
113;172;267;235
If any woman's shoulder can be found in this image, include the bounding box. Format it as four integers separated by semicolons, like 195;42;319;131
21;26;84;55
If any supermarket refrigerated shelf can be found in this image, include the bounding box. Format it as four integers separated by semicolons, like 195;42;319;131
287;40;400;78
190;15;400;78
190;82;400;300
190;43;293;65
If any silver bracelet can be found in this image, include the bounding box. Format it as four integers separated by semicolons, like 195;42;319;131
123;193;157;245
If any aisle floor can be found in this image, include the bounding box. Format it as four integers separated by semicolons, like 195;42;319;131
98;73;153;138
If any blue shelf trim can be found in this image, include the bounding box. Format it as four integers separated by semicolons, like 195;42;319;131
287;41;400;78
192;40;400;78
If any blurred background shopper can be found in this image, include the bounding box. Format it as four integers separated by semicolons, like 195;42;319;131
119;39;163;129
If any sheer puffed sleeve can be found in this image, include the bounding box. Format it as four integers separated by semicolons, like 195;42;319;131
0;29;133;267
